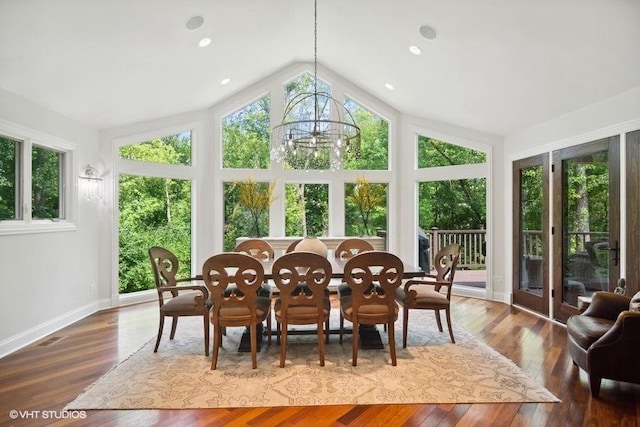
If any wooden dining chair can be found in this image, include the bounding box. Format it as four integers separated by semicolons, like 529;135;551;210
234;239;273;298
335;238;375;298
335;238;375;260
234;239;275;261
148;246;211;356
339;251;404;366
272;251;333;367
202;252;272;370
395;243;460;346
285;239;303;253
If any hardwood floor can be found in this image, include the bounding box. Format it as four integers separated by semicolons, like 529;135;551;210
1;297;638;426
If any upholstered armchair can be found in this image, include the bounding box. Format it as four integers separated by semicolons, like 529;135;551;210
566;291;640;397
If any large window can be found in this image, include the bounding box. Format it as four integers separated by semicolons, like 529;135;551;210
117;128;194;294
119;131;191;165
343;99;388;170
216;69;396;242
222;95;270;169
418;136;486;168
107;66;401;267
0;123;75;234
118;175;191;293
416;133;487;285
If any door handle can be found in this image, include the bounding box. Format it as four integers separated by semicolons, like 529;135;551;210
609;240;619;266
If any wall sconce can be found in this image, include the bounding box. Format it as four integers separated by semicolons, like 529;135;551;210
79;164;103;200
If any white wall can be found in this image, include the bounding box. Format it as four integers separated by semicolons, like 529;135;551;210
0;88;100;357
505;87;640;155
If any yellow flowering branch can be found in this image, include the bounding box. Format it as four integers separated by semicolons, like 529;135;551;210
349;176;385;236
236;178;276;237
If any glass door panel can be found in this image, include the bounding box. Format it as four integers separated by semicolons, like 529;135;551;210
553;137;620;322
562;153;609;304
626;130;640;296
513;154;549;315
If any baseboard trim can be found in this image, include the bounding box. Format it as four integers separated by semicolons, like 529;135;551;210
0;301;99;359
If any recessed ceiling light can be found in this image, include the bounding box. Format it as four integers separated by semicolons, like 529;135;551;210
198;37;211;48
419;24;438;40
185;15;204;31
409;45;422;56
220;78;231;85
385;83;394;91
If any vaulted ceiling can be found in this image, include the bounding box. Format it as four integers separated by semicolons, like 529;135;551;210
1;0;639;136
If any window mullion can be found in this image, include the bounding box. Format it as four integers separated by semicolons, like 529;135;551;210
59;151;66;219
22;138;33;222
11;139;22;220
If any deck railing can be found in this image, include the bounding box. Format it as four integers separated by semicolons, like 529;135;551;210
422;229;608;270
428;228;486;270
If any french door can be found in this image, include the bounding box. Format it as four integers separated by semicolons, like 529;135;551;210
627;130;640;295
512;154;550;316
552;137;620;323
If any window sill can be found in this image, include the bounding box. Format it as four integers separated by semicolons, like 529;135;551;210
0;221;77;236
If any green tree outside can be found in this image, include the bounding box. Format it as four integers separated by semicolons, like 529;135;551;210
343;98;388;170
0;136;19;220
32;146;61;219
118;134;192;293
222;95;270;169
417;137;487;231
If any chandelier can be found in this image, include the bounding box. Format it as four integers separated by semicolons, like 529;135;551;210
271;0;361;170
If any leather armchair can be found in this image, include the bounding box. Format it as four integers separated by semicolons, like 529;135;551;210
566;291;640;397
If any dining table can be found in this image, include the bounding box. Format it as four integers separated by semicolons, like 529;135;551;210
264;255;425;278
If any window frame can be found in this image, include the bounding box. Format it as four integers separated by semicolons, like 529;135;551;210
0;119;77;235
213;64;398;246
113;122;200;302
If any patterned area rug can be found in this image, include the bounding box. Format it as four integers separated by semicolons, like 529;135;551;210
66;312;559;409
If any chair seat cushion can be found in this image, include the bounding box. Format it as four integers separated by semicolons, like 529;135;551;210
274;298;330;321
217;296;271;321
274;297;330;312
161;293;207;313
340;296;398;320
396;287;449;308
567;314;615;350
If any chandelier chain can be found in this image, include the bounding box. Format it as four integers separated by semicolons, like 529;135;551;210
270;0;361;170
314;0;318;121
